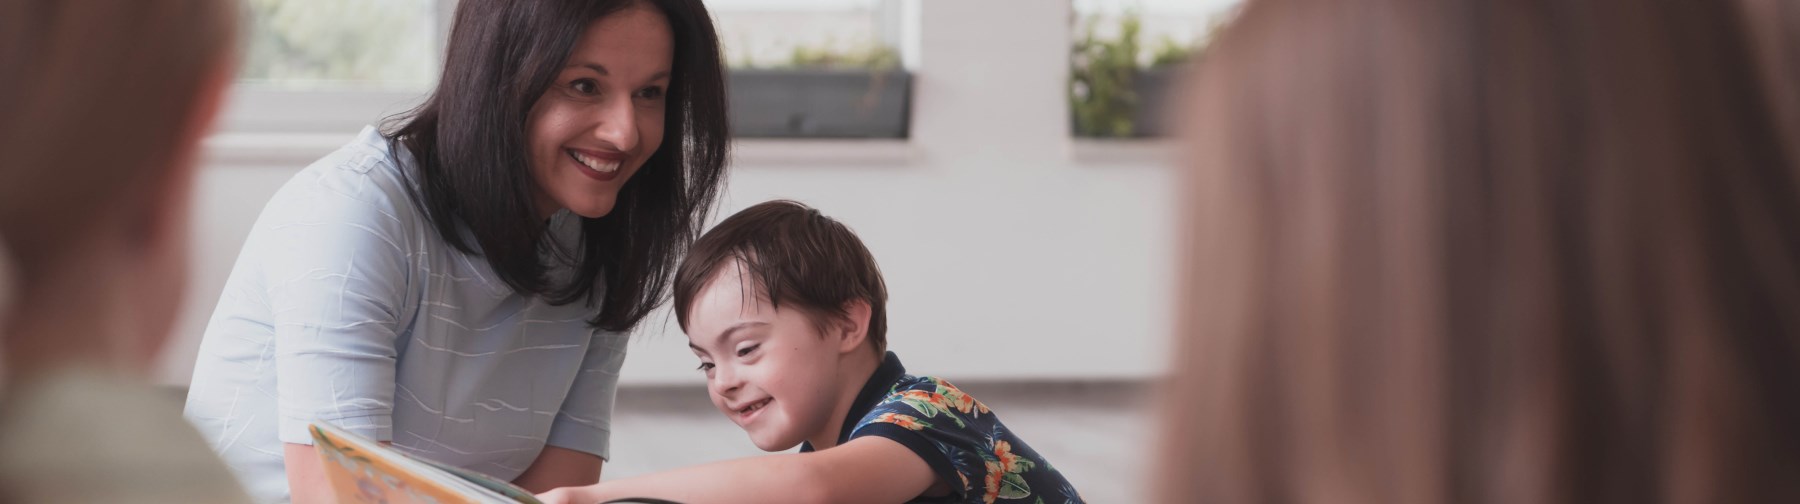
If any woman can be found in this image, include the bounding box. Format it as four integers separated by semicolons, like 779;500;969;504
183;0;728;501
0;1;251;502
1160;0;1800;503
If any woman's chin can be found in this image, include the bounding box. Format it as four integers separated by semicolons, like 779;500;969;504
565;199;618;219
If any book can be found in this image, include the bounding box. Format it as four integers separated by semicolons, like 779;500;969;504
308;422;543;504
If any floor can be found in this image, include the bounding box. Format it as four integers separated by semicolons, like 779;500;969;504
166;379;1155;502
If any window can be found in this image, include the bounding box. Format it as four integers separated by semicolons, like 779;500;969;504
220;0;449;134
239;0;441;90
1070;0;1240;138
711;0;905;70
216;0;914;138
711;0;915;138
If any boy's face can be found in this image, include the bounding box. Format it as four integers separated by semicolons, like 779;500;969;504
686;260;850;451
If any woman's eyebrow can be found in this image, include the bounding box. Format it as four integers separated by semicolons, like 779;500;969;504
568;63;670;82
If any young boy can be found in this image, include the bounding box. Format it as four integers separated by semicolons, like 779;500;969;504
539;200;1082;504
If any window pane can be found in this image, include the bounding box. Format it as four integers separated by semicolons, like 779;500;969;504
239;0;439;90
710;0;903;69
1070;0;1241;137
712;0;911;138
1073;0;1239;67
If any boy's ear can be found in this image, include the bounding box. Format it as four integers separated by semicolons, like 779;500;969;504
834;299;873;354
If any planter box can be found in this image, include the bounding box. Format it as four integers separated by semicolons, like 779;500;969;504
1130;67;1177;137
727;69;912;138
1071;66;1180;138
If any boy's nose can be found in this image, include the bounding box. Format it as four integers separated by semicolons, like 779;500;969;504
710;365;744;394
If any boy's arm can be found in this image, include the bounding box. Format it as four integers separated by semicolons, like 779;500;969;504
537;437;938;504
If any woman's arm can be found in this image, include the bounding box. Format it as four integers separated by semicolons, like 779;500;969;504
521;330;626;492
258;169;416;501
536;437;938;504
513;446;604;493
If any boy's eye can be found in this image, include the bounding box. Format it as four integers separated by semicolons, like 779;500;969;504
696;362;715;372
735;344;760;358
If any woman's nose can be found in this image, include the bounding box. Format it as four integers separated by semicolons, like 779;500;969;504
589;95;639;153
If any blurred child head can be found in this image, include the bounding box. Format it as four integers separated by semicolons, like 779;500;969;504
1738;0;1800;164
0;0;235;382
1161;0;1800;502
672;200;888;451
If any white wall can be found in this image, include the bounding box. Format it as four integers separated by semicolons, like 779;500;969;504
157;0;1180;386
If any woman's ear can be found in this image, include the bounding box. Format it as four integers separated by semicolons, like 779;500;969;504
835;299;873;354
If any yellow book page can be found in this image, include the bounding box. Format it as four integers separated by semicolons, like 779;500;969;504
309;423;499;504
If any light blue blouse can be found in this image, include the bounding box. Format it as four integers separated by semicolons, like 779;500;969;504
183;126;625;503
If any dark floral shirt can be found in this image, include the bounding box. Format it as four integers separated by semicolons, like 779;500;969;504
802;352;1084;504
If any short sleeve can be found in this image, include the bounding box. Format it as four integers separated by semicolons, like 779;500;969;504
262;156;417;445
847;378;999;501
543;329;628;459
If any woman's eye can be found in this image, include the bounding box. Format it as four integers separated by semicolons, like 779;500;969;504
735;344;759;358
635;86;665;101
696;362;714;372
571;79;598;95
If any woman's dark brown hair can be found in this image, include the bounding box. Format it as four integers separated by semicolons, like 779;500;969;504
388;0;729;332
1162;0;1800;503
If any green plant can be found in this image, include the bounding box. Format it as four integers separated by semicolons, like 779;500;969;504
726;36;900;71
1070;12;1144;137
782;41;901;71
1070;12;1212;137
1150;36;1197;68
240;0;434;87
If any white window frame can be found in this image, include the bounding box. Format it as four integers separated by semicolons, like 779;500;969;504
206;0;923;166
215;0;454;135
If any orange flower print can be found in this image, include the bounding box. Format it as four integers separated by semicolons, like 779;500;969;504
993;440;1023;473
895;387;969;428
935;379;991;415
902;390;950;410
983;440;1036;500
983;461;1005;504
874;412;928;431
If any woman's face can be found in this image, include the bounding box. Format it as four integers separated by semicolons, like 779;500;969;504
525;4;673;219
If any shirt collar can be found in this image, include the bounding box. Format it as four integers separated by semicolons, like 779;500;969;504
801;351;906;452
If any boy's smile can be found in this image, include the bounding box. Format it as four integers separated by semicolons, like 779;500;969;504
730;397;772;424
685;260;863;451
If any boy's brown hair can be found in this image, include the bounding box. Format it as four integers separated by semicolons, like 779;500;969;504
673;200;889;355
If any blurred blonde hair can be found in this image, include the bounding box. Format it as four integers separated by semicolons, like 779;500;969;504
1161;1;1800;503
0;0;235;292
